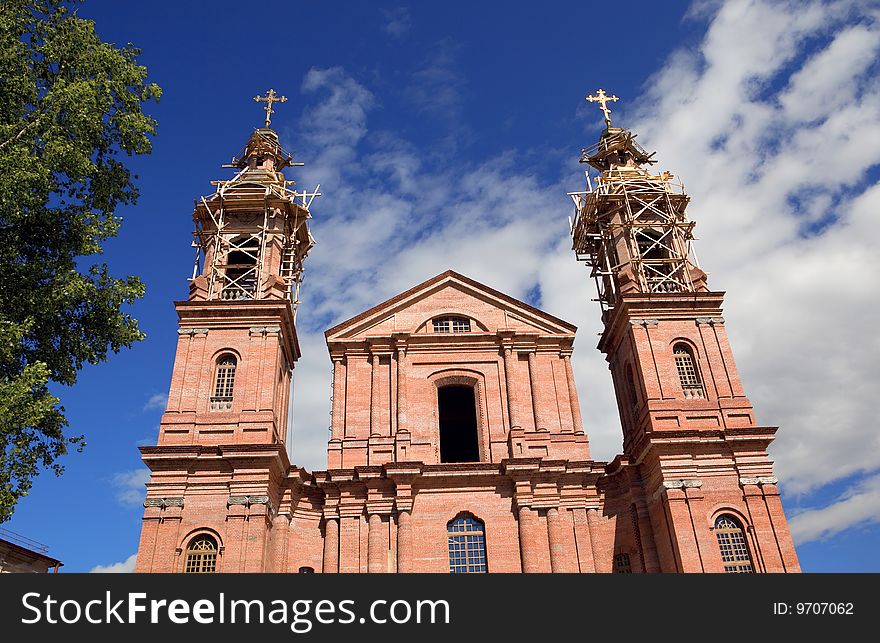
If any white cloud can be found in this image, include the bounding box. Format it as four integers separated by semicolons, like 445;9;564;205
285;68;584;469
629;0;880;494
90;553;137;573
112;469;150;507
283;0;880;516
142;392;167;412
404;40;465;122
381;7;412;38
789;474;880;543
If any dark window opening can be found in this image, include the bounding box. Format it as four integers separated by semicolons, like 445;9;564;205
614;552;632;573
637;228;668;262
222;235;260;300
625;365;639;412
438;385;479;463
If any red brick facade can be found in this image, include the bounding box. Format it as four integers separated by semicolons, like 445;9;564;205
135;122;800;574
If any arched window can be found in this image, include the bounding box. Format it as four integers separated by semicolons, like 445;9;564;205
433;316;470;333
673;343;705;399
447;514;487;573
211;354;237;411
715;515;754;573
625;365;639;412
184;535;218;573
438;385;480;463
614;552;632;573
635;227;679;292
222;234;260;300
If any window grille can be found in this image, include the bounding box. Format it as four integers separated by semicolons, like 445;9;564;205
448;515;487;573
211;355;236;411
715;515;754;573
184;535;218;573
433;317;471;333
673;344;705;399
614;552;632;573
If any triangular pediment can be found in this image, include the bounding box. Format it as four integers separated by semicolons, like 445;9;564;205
325;270;576;342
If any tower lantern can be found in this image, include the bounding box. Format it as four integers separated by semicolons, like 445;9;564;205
189;95;318;314
570;91;707;321
151;91;319;453
567;89;800;573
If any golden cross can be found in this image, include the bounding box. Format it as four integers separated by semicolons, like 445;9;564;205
586;88;619;128
253;88;288;128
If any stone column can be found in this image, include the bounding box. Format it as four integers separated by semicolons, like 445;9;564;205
527;350;548;431
546;507;568;573
322;517;339;573
367;512;385;573
502;346;522;431
760;481;801;572
659;482;704;572
396;345;408;435
224;500;248;573
338;515;360;573
562;353;584;434
740;478;779;572
369;352;381;437
634;497;661;573
270;513;290;573
587;508;606;572
572;507;596;572
517;505;541;573
243;499;271;572
397;510;413;573
330;356;346;440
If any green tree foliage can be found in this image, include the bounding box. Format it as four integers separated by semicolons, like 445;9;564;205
0;0;161;522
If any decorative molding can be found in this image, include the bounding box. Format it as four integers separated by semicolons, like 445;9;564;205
177;328;209;336
629;319;659;328
739;476;778;486
143;497;184;509
695;317;725;326
658;478;702;495
227;494;274;513
249;326;281;334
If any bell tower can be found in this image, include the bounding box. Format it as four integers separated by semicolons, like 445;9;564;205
135;92;320;573
157;91;317;448
570;90;800;572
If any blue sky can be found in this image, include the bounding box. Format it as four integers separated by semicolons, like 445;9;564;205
6;0;880;573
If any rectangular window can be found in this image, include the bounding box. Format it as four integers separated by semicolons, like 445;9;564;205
433;317;471;333
448;517;487;573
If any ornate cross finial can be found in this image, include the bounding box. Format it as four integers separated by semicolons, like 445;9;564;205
586;88;619;128
253;88;288;128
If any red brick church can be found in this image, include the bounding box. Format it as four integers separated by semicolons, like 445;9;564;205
134;90;800;573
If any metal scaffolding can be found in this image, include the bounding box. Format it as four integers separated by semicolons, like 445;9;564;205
190;128;319;318
569;126;701;312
